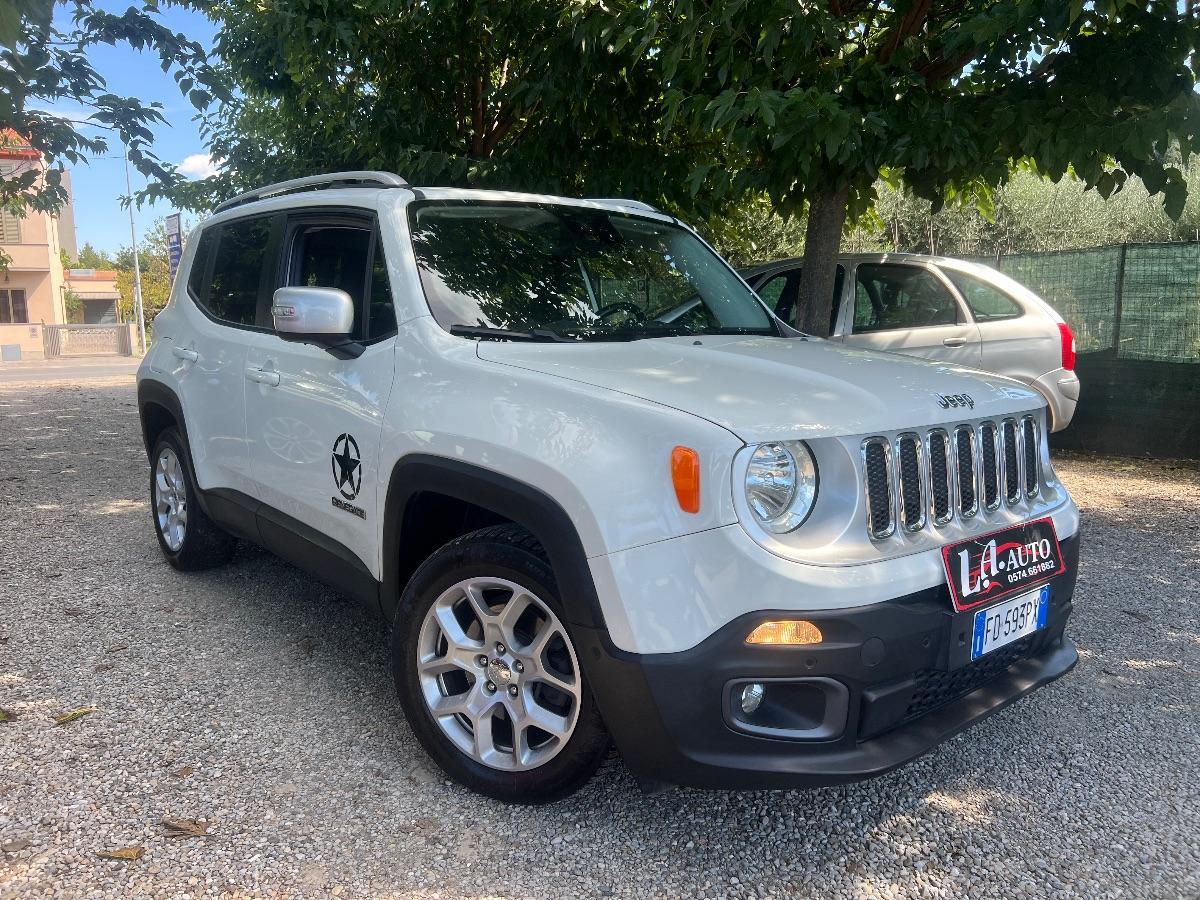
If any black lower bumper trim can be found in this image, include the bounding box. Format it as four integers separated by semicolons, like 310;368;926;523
580;533;1080;790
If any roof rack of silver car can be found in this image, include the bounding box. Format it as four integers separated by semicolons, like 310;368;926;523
213;171;409;214
585;198;662;214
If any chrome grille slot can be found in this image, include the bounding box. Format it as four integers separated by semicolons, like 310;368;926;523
954;425;978;518
862;437;895;540
926;429;952;526
979;421;1000;510
896;433;925;532
1022;416;1039;497
1002;418;1021;504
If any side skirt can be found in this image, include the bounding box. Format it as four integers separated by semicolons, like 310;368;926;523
201;487;381;614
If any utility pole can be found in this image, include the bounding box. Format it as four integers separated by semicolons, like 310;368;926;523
123;147;147;354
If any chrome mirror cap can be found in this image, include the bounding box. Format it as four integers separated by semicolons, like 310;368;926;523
271;286;354;337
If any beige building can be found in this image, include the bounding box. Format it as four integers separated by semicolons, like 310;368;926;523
65;268;122;323
0;131;132;360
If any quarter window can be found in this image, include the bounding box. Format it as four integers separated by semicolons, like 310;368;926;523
853;265;960;332
945;271;1023;322
0;289;27;323
205;217;273;327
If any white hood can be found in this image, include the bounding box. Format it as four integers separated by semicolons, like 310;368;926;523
477;335;1043;443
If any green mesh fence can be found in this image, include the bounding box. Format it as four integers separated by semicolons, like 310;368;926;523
971;242;1200;362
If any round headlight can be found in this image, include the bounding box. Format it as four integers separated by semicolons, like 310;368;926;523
744;441;818;533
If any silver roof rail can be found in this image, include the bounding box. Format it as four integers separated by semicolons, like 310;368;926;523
213;171;408;214
585;198;662;214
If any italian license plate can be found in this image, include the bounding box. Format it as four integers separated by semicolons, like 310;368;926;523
971;585;1050;660
942;516;1065;613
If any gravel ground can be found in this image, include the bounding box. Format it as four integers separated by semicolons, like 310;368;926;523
1;375;1198;899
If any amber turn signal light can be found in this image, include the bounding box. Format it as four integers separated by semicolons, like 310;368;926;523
746;620;823;645
671;446;701;514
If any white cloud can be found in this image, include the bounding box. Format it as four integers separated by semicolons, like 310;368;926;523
176;153;220;179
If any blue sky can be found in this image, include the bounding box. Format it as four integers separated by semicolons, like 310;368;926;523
51;2;217;255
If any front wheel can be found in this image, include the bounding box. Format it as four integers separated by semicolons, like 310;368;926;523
392;525;609;803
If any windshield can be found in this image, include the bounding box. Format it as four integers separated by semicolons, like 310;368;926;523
408;201;777;341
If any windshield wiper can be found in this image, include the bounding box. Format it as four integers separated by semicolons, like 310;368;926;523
449;324;573;343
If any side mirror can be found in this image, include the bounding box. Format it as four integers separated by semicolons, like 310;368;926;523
270;286;363;358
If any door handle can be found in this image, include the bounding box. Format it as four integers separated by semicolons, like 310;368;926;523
172;346;199;362
942;337;967;348
245;366;280;387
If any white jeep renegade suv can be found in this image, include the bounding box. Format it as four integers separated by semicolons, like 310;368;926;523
137;171;1080;803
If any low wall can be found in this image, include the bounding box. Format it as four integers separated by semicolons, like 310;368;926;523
1050;351;1200;459
0;322;46;361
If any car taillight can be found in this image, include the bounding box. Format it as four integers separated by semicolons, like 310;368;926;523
1058;323;1076;371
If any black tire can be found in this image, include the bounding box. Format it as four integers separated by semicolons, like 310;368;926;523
392;524;610;804
149;427;236;571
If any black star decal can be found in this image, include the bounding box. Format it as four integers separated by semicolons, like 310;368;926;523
331;433;361;499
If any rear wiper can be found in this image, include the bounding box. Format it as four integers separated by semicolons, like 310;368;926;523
449;324;573;343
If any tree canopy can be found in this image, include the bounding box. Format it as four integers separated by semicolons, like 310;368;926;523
0;0;224;212
579;0;1200;333
155;0;706;212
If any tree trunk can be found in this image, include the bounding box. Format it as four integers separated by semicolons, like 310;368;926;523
794;185;849;337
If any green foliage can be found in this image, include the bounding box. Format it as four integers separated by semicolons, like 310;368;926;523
0;1;226;213
151;0;704;212
73;241;116;269
112;216;176;322
582;1;1200;221
63;288;84;323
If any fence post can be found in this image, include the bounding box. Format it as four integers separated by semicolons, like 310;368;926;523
1112;243;1127;354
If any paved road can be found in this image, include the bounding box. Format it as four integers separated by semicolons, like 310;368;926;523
0;378;1197;899
0;356;140;383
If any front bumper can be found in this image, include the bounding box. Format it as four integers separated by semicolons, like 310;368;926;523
580;534;1079;790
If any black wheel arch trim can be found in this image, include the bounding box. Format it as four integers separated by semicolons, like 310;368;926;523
137;377;189;457
381;454;606;632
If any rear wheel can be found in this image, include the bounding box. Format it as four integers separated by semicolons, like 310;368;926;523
149;428;236;570
392;525;609;803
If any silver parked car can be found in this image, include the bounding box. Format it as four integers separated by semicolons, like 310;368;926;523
740;253;1080;431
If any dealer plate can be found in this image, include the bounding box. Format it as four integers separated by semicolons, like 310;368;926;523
971;584;1050;661
942;516;1065;612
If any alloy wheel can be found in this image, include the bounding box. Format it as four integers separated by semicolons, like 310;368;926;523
416;577;582;771
154;447;188;552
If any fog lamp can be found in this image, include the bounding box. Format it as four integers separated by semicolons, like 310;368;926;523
740;682;766;715
746;620;823;646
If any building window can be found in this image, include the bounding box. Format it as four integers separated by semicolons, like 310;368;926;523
0;209;20;244
0;289;28;323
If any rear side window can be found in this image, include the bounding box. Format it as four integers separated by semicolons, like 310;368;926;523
945;271;1023;322
205;217;273;327
853;264;960;332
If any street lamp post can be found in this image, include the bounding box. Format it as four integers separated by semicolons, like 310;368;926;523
123;147;147;354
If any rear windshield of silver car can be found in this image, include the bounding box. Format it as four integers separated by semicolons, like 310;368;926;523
407;200;777;341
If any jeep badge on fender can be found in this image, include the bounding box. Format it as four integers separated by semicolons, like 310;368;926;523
136;169;1081;804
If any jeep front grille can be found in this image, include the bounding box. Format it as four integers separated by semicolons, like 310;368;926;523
862;414;1045;542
